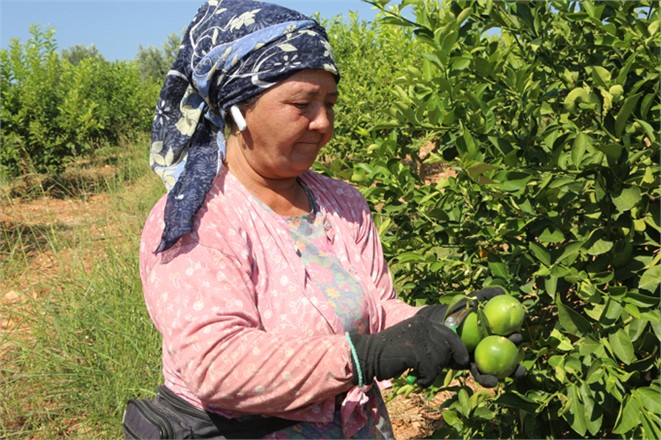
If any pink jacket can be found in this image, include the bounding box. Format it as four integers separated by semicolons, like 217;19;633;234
139;169;417;431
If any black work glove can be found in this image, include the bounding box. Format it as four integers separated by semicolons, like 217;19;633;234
348;315;470;388
416;287;527;388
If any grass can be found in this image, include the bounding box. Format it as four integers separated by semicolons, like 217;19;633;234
0;137;165;439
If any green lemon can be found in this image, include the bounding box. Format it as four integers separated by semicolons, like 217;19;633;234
482;294;525;336
458;311;485;353
474;335;520;379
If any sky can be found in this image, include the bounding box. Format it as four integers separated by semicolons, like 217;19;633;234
1;0;385;61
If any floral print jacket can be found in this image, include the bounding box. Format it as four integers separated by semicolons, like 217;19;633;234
139;168;417;433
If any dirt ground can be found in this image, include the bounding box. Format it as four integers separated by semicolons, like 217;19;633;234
1;188;455;439
384;388;453;439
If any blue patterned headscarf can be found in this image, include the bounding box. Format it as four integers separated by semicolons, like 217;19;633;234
150;0;339;253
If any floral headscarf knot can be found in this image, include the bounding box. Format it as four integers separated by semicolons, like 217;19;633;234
150;0;339;253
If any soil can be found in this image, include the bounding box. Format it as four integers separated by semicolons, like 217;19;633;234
0;178;457;440
384;388;454;439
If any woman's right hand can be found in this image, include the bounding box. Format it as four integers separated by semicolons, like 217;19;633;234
348;315;470;388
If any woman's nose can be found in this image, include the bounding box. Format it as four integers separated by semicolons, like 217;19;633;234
309;103;333;133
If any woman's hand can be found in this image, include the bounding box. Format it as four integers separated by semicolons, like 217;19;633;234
348;315;469;388
415;287;527;388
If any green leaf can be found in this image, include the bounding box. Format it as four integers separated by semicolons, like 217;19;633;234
591;66;611;87
457;387;470;416
467;162;498;180
494;391;539;413
622;290;659;307
614;93;642;137
580;382;603;436
450;55;472;72
529;242;551;266
555;241;584;265
443;294;470;320
556;298;593;336
566;385;587;436
635;118;657;142
548;354;566;382
640;92;656;120
494;171;532;193
459;126;478;158
594;142;623;161
586;366;605;385
583;1;605;20
440;30;459;61
601;299;623;325
571;133;591;167
472;406;496;420
549;176;576;189
585;303;604;321
613;395;641;435
545;276;558;296
634;387;661;415
612;187;641;212
440;409;461;430
488;261;509;279
640;412;661;440
396;252;427;263
645;211;661;233
585;239;613;256
381;15;414;27
608;328;636;364
539;227;565;244
651;318;661;342
469;389;496;407
579;337;603;358
639;265;661;293
455;7;472;25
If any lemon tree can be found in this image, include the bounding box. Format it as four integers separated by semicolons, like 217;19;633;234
356;0;660;438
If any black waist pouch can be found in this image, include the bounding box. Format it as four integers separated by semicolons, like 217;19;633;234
122;386;298;439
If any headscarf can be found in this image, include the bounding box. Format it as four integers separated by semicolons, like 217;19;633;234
150;0;339;253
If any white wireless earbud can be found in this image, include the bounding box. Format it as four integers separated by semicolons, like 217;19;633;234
230;105;247;132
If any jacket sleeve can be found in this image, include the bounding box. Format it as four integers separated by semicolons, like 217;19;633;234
142;237;355;415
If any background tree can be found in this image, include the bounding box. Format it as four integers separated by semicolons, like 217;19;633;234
61;43;102;65
0;26;159;178
135;32;182;82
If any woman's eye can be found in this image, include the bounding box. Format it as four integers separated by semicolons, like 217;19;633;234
293;102;309;110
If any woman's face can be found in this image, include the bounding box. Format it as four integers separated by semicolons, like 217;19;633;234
239;69;338;180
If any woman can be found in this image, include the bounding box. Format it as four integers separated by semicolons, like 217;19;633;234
130;1;513;438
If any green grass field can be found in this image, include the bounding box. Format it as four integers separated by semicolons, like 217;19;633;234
1;140;164;439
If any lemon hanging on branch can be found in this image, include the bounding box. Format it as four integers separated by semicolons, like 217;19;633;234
474;335;522;379
481;294;526;336
457;311;486;352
